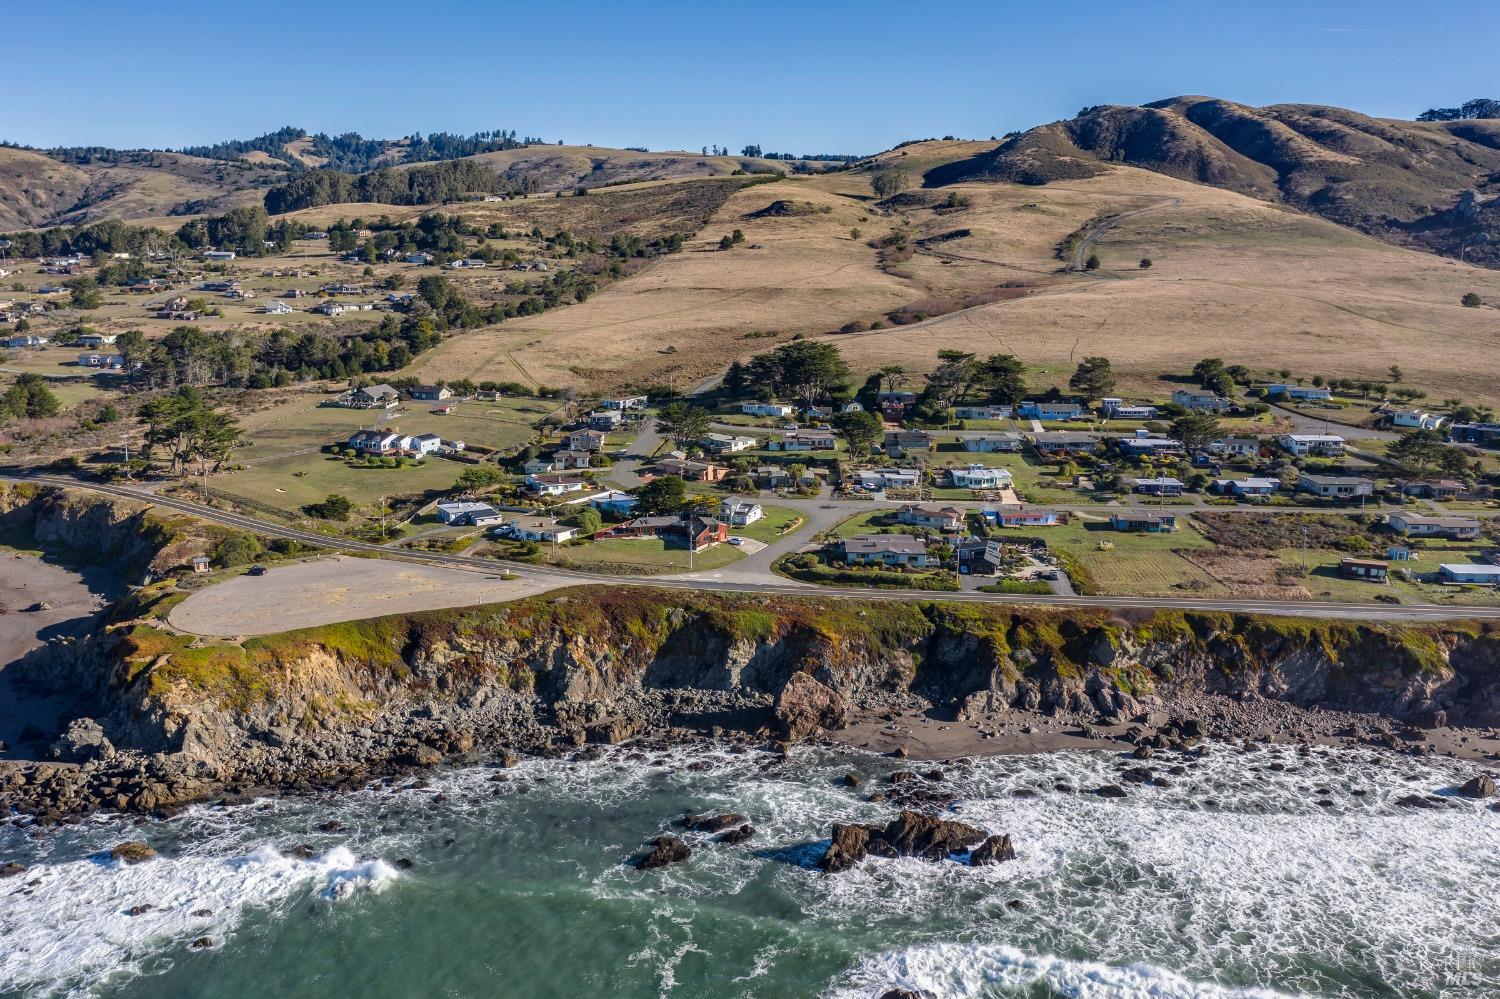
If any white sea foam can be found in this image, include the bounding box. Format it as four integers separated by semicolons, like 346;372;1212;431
826;941;1294;999
0;837;400;997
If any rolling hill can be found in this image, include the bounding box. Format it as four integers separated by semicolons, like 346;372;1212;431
927;96;1500;266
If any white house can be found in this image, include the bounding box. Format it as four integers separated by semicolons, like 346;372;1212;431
958;432;1023;453
449;258;487;269
1437;563;1500;585
839;534;930;568
1100;398;1158;419
1267;383;1332;401
719;498;764;527
435;501;503;526
202;250;236;261
1391;410;1446;430
1386;512;1481;540
501;517;578;543
599;395;648;410
567;429;607;452
701;433;758;455
1297;473;1374;499
948;464;1013;490
403;433;444;456
1171;389;1231;413
77;333;118;347
854;468;920;491
525;472;588;496
588;410;625;430
740;402;797;418
1017;401;1085;420
1277;434;1346;457
264;300;293;315
954;405;1014;420
1212;437;1262;459
1214;477;1280;497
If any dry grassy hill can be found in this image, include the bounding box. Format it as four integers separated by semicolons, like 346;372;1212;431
929;97;1500;267
444;145;835;191
402;146;1500;406
0;147;283;229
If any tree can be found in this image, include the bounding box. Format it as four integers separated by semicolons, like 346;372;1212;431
458;464;505;490
878;365;907;393
977;354;1027;405
572;507;603;535
1462;292;1482;308
1084;254;1101;271
833;409;882;456
870;168;909;199
750;340;849;410
723;360;750;396
1387;428;1458;481
655;401;711;450
1170;412;1222;454
1068;356;1115;400
633;475;686;514
67;276;102;310
923;350;979;408
1388;365;1404;384
1139;258;1152;269
306;493;353;521
1192;358;1227;388
1;373;61;418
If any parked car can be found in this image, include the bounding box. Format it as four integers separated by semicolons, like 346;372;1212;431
247;565;268;576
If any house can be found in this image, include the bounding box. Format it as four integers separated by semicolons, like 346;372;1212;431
700;433;758;455
588;409;625;431
1212;437;1262;459
202;250;236;261
720;498;764;527
984;504;1060;528
756;465;792;489
876;390;917;417
1386;512;1482;540
567;429;607;452
501;516;577;543
1214;477;1280;498
1267;383;1332;401
1400;480;1463;500
448;258;487;269
303;231;329;240
898;504;966;531
600;514;728;551
1297;473;1374;499
956;538;1006;575
1391;410;1446;430
1118;434;1184;458
1100;398;1158;419
954;405;1013;420
1017;401;1085;421
838;534;930;568
1339;557;1389;582
550;449;594;470
958;432;1023;453
1171;389;1231;412
578;490;640;516
264;300;293;315
599;395;648;411
1437;563;1500;585
345;384;400;409
1277;434;1346;457
77;333;117;348
523;458;552;476
525;472;589;496
654;457;729;482
1031;431;1101;455
854;468;920;491
405;433;443;456
948;464;1013;490
314;300;347;316
769;429;836;451
435;501;503;527
1128;476;1184;497
841;401;865;413
403;252;434;265
161;295;191;312
410;385;453;401
347;429;402;454
883;430;933;458
1449;423;1500;448
223;287;255;300
76;353;125;368
1110;510;1178;532
740;402;796;418
1;334;47;348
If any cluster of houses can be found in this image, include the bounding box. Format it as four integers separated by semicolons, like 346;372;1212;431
344;428;458;458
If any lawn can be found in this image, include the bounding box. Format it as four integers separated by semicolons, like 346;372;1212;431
826;508;915;539
236;395;546;461
214;450;466;517
996;515;1221;597
734;505;804;542
546;536;745;575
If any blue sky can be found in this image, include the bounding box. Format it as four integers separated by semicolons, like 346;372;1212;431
8;0;1497;154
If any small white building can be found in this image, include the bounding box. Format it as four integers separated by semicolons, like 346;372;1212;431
264;300;293;315
719;498;764;527
740;402;796;418
1277;433;1346;457
203;250;236;261
948;464;1013;490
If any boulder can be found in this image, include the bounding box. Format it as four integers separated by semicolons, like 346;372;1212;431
110;841;157;865
1458;774;1496;799
586;718;643;745
969;834;1017;866
50;718;114;763
774;673;848;742
190;937;213;950
717;825;756;845
0;861;24;879
880;991;935;999
1094;784;1127;798
636;835;692;871
818;823;871;873
682;813;745;834
874;811;987;861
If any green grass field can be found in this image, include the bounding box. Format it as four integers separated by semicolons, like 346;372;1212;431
548;536;745;574
734;505;803;542
237;396;548;461
215;451;466;516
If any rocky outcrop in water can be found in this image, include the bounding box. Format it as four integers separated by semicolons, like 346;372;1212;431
818;810;994;872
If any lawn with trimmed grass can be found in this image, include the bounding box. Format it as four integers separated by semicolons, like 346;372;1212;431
547;536;745;575
236;395;548;461
734;505;803;542
215;451;466;516
994;516;1220;596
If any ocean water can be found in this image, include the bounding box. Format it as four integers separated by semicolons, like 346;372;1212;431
1;742;1496;998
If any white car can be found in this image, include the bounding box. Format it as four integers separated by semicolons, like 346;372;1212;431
728;537;744;546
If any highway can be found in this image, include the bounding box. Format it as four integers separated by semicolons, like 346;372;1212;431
6;472;1498;626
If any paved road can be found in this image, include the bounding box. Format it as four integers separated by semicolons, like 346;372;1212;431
7;473;1498;633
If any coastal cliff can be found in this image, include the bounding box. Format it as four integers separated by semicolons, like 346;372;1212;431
2;484;1499;821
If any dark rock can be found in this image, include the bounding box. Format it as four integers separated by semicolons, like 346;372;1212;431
685;813;745;834
191;908;213;917
1394;794;1441;809
717;824;755;845
0;861;24;879
818;823;871;873
190;936;213;950
843;772;863;788
636;835;691;871
773;673;848;742
50;718;114;763
284;844;316;859
1094;784;1127;798
126;904;153;916
1458;774;1495;799
395;858;415;870
879;990;935;999
969;834;1017;866
110;841;157;865
317;820;344;833
586;718;643;745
